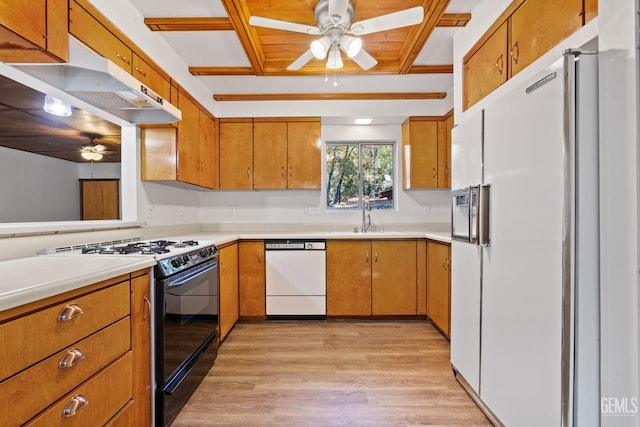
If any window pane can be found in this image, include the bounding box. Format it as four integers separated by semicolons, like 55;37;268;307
362;144;393;209
326;144;359;209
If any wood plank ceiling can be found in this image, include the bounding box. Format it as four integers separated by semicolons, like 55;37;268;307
143;0;469;101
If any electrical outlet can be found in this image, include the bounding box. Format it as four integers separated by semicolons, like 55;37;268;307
147;204;154;218
304;205;319;215
178;205;184;216
228;206;237;216
423;204;431;215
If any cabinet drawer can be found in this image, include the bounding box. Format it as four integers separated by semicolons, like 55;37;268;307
69;1;133;73
132;53;171;102
25;352;133;427
0;282;130;382
0;318;131;426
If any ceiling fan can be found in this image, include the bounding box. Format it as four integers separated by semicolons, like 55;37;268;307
80;133;111;161
249;0;424;71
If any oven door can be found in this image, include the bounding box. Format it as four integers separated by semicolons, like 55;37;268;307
155;258;219;426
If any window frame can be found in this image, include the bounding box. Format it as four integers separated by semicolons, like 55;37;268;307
325;140;396;211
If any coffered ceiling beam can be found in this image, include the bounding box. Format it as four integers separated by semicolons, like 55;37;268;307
213;92;447;102
144;14;471;32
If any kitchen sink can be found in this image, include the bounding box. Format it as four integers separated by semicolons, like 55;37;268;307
328;231;406;236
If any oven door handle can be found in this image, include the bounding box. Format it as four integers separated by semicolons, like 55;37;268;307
163;260;218;288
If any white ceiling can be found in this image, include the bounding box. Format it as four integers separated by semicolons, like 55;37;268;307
125;0;479;120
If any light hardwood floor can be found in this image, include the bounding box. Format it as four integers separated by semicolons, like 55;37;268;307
172;321;492;426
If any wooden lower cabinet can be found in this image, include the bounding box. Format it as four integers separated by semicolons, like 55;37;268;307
426;241;451;337
239;241;265;318
327;240;372;316
327;240;417;316
371;240;417;315
0;270;151;426
219;243;239;340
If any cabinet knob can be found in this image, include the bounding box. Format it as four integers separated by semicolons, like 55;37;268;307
510;41;520;65
57;303;84;322
63;394;88;417
374;250;378;263
432;167;437;179
59;348;85;369
246;167;251;177
258;251;263;263
442;256;450;272
495;54;504;75
365;250;369;263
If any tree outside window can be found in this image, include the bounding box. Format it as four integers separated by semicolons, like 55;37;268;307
326;142;394;210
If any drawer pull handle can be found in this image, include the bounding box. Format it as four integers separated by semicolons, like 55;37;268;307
58;304;84;322
281;166;285;177
63;394;88;417
495;54;504;75
289;166;293;177
116;52;130;65
511;41;520;65
134;66;147;77
59;348;85;369
143;295;151;321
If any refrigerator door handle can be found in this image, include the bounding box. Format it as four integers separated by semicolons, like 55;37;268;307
470;186;480;244
478;184;491;246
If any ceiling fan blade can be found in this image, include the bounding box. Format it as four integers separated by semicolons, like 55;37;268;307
249;16;321;35
287;50;315;71
328;0;349;23
348;6;424;35
346;47;378;70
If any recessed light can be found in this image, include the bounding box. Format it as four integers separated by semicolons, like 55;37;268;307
354;117;373;125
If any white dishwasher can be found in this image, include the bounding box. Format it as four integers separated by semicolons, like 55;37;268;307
264;239;326;318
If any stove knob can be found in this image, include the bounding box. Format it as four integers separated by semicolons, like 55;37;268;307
182;255;190;264
171;259;181;268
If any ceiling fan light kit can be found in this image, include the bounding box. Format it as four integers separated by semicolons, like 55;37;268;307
250;0;424;72
81;151;103;161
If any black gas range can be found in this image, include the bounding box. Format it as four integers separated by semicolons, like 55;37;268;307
39;237;220;426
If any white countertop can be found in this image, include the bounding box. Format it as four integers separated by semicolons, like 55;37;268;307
0;256;155;312
0;228;450;313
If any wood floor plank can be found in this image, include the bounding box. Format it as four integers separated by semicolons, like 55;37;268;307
172;321;492;426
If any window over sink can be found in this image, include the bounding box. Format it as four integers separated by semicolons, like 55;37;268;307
326;142;394;211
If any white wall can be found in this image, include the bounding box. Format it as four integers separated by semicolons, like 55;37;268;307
0;147;80;222
199;124;450;227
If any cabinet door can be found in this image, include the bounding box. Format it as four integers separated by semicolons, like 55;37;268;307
199;113;219;189
69;1;133;73
176;91;200;186
437;114;453;188
81;180;119;220
510;0;583;76
287;121;321;189
129;273;151;425
326;241;372;316
219;244;239;340
371;240;417;315
0;0;46;50
219;121;254;190
427;241;451;336
584;0;597;23
132;53;171;102
463;21;508;110
404;120;438;189
239;241;265;317
254;122;287;189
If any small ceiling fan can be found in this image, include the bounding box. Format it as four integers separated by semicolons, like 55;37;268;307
80;133;111;161
249;0;424;71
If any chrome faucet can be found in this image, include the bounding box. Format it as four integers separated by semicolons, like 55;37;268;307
361;200;372;233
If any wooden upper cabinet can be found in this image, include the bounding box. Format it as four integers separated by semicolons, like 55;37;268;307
402;119;438;189
326;240;372;316
287;120;321;189
69;1;133;73
0;0;68;62
239;241;266;318
132;53;171;102
427;241;451;337
254;121;288;189
219;120;254;190
371;240;417;315
463;20;508;111
510;0;583;77
141;127;177;181
199;113;219;190
176;91;200;186
437;113;454;188
584;0;597;23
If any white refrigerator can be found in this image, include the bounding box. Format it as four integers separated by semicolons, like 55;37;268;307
450;52;600;427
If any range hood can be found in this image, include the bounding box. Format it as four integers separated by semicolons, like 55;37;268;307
12;37;181;125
